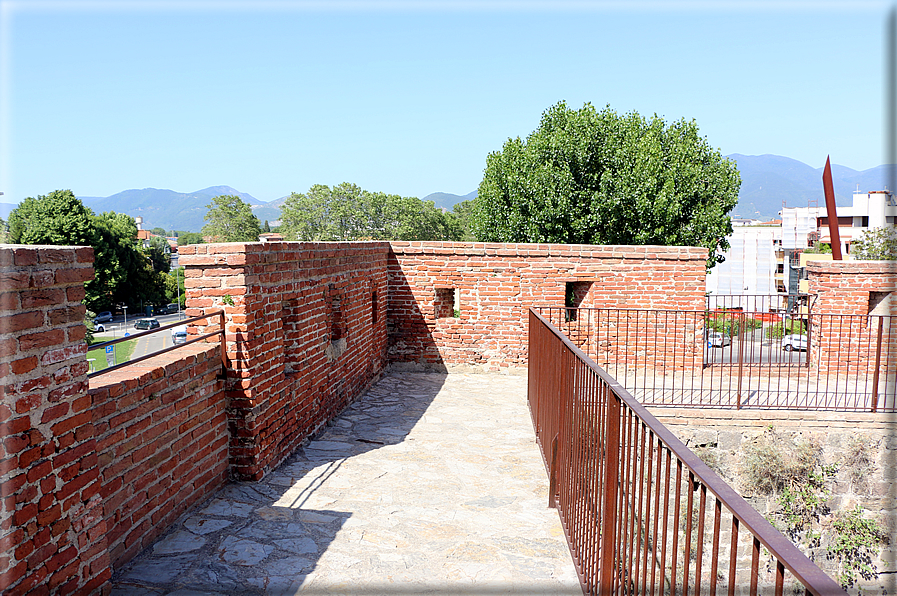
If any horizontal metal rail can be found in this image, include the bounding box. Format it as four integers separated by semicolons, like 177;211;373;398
528;308;846;596
536;306;896;412
87;310;228;380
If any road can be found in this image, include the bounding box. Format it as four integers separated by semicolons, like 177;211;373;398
93;312;189;365
704;328;810;365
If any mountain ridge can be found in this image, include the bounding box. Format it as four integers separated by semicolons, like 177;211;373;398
1;155;891;230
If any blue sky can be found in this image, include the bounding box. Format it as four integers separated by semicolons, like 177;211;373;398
1;1;893;205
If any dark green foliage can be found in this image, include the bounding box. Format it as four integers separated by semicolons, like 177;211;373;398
8;190;169;314
852;226;897;260
176;231;205;246
279;183;463;242
202;195;261;242
473;102;741;268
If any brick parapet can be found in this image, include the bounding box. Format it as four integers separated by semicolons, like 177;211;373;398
87;344;227;568
181;241;390;480
0;245;111;595
387;242;708;371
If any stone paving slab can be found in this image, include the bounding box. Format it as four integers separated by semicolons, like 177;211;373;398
111;372;581;595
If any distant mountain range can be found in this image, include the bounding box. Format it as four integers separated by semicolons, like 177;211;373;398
0;156;892;232
726;154;895;220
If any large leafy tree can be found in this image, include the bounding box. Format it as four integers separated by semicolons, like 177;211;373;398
279;183;463;242
176;231;205;246
472;102;741;268
202;195;261;242
8;191;167;312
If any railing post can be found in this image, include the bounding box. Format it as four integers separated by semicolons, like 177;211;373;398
598;388;621;594
548;434;559;509
871;315;884;413
736;312;745;409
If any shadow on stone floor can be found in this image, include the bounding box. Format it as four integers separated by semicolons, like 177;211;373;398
110;373;450;595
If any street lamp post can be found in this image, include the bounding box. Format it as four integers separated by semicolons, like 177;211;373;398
176;267;181;319
123;305;128;331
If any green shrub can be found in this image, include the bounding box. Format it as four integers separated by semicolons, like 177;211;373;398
766;320;806;339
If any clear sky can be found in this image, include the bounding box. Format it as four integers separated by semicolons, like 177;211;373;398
0;0;893;205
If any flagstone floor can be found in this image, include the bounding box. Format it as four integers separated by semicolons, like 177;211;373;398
110;372;581;596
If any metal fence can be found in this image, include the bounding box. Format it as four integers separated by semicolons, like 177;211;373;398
537;306;896;412
528;309;846;596
87;310;228;379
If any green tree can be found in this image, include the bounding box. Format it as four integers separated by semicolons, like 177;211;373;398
451;199;477;241
472;102;741;268
280;183;464;242
8;190;98;247
150;227;168;236
202;195;261;242
852;226;897;260
8;192;169;312
168;266;186;308
176;231;205;246
263;220;271;233
0;216;8;243
144;235;171;274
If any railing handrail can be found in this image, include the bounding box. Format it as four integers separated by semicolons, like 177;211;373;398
88;310;228;380
529;308;846;595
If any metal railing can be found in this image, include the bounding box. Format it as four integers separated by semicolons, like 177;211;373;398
87;310;228;379
528;309;846;596
537;307;896;412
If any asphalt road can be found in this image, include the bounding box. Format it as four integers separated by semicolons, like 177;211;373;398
93;312;189;364
704;328;810;365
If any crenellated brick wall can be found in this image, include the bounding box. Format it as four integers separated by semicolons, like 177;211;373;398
387;242;708;371
807;260;897;375
88;345;227;567
0;245;111;595
177;241;390;481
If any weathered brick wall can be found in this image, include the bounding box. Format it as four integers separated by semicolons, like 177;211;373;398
387;242;708;371
88;345;227;567
807;260;897;375
178;241;390;481
0;245;111;595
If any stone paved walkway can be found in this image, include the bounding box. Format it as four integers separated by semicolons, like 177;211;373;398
111;372;581;595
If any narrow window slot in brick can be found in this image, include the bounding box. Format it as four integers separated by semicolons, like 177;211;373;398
435;287;459;319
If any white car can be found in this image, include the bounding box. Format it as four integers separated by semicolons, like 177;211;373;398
94;323;105;333
782;334;808;351
707;331;731;347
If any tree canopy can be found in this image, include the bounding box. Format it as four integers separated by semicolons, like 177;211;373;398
8;190;172;312
202;195;261;242
279;182;463;242
472;102;741;268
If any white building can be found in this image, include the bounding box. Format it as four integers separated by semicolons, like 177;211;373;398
706;225;780;310
779;189;896;254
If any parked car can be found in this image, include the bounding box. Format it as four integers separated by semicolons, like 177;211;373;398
706;331;731;348
94;311;113;323
94;323;105;333
156;303;180;315
134;318;161;330
782;334;808;351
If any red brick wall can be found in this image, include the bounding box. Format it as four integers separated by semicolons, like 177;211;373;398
0;246;111;595
178;241;390;481
807;260;897;375
387;243;708;371
807;260;897;315
88;345;227;567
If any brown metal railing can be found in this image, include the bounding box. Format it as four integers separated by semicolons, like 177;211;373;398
528;308;846;596
537;307;896;412
87;310;228;379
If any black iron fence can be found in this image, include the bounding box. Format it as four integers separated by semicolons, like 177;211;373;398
528;308;846;595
